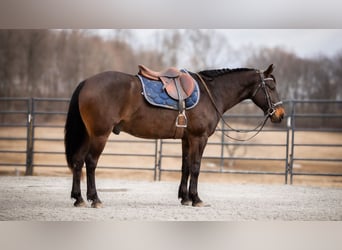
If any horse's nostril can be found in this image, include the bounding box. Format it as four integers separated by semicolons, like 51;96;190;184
276;107;285;119
271;107;285;123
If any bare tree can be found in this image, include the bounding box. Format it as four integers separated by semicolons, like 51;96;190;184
245;47;341;100
1;29;341;104
186;30;236;71
157;29;236;71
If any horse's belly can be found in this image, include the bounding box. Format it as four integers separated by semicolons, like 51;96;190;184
121;113;179;139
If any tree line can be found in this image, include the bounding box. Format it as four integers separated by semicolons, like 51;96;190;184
0;30;164;98
1;29;341;101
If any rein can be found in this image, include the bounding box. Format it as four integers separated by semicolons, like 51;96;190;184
195;71;281;142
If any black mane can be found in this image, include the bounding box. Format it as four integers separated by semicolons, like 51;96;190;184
199;68;254;78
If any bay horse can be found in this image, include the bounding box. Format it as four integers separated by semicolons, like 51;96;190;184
64;64;285;208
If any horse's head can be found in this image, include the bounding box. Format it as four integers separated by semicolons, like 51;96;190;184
251;64;285;123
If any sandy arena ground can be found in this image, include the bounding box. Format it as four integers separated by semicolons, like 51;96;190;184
1;124;341;221
0;176;341;221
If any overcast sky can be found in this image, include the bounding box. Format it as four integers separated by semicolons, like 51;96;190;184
106;29;342;59
222;29;342;58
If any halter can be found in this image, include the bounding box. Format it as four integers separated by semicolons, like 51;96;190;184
196;71;282;141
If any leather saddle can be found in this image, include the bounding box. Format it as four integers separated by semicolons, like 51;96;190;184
138;64;195;100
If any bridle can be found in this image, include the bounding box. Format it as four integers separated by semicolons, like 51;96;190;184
195;70;282;141
251;72;283;118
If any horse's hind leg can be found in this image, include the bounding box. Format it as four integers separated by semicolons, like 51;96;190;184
71;148;88;207
85;135;108;208
71;160;86;207
71;139;89;207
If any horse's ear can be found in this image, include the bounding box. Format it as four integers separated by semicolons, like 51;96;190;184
264;64;275;76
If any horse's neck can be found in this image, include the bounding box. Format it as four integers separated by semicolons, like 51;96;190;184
210;73;255;114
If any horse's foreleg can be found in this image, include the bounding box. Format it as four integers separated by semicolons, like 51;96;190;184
188;136;208;207
85;136;108;208
178;138;191;206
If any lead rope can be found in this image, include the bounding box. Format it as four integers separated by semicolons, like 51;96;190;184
195;72;269;142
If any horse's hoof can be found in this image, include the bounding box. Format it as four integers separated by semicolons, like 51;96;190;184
181;199;192;206
91;201;103;208
192;201;210;207
74;200;86;207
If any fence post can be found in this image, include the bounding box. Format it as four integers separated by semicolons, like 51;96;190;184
220;118;225;172
157;139;163;181
153;139;159;181
288;100;296;184
284;100;293;184
25;98;34;175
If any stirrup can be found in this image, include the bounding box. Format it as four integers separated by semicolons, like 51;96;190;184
176;112;187;128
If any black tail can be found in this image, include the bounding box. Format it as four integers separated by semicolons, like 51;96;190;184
64;81;87;169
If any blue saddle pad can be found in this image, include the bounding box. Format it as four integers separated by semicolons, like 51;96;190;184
137;72;200;110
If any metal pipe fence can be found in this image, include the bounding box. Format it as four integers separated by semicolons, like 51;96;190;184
0;97;341;184
288;99;342;184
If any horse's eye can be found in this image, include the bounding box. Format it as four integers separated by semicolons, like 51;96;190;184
266;83;276;90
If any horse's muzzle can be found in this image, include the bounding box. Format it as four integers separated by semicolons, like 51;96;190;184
270;106;285;123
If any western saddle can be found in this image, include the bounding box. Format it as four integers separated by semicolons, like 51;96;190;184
138;64;196;129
